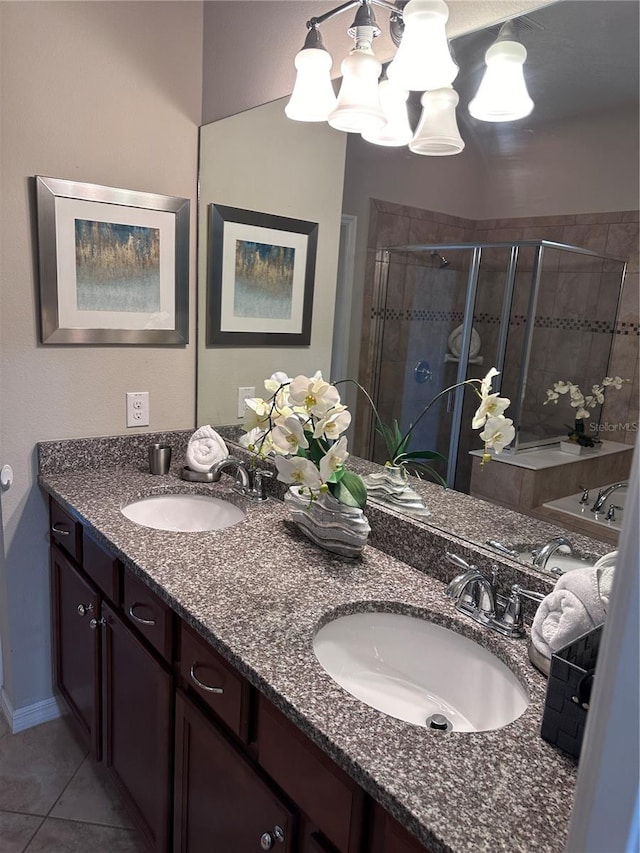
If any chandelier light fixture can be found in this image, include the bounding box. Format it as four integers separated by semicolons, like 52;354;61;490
285;0;535;156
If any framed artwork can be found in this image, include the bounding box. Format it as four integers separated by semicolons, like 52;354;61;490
36;175;189;344
206;204;318;347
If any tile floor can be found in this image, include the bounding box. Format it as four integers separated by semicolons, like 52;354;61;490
0;708;147;852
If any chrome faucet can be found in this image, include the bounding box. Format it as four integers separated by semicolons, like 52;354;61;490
591;481;627;514
531;536;573;570
445;553;523;638
208;457;273;501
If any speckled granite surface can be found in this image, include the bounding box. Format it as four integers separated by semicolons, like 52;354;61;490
38;434;580;853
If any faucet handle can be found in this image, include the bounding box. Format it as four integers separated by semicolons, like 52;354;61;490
445;552;476;572
251;468;273;501
578;485;590;505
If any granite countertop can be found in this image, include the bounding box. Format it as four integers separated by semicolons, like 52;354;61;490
38;457;579;853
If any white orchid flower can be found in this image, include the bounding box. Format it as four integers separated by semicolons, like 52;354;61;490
239;427;274;457
480;415;515;455
553;381;571;394
575;407;591;419
264;371;290;394
479;367;500;399
472;393;511;429
289;373;341;417
569;384;583;401
274;456;323;490
271;415;310;454
570;393;586;409
319;436;349;482
313;409;351;441
603;376;626;390
543;388;560;405
243;397;272;432
591;385;605;403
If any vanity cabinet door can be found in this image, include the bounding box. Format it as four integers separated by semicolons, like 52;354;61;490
368;803;433;853
51;543;101;758
102;601;172;853
174;690;296;853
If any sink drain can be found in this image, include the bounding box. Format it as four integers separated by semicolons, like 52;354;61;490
426;714;453;732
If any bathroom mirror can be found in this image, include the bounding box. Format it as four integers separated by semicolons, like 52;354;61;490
197;0;638;551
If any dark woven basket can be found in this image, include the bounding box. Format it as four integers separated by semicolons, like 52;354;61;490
540;625;603;759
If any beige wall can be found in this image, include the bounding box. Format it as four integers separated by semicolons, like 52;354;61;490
197;99;347;426
0;1;203;717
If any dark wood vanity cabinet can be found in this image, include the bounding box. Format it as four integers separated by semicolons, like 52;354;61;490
48;497;431;853
174;690;296;853
51;543;101;758
49;499;173;853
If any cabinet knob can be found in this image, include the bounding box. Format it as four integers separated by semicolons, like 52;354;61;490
77;603;94;617
260;826;285;849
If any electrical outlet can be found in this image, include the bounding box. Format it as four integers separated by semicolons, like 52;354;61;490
126;392;149;427
237;386;255;419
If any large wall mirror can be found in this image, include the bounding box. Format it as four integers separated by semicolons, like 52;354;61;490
197;0;639;551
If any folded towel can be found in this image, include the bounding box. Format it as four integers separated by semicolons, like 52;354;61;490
531;566;608;662
594;550;617;614
448;324;481;359
185;425;229;472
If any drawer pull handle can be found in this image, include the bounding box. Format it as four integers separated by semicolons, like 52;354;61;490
189;662;224;694
128;604;156;626
77;603;93;617
51;523;70;536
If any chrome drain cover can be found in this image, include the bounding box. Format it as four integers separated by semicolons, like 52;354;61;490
426;714;453;732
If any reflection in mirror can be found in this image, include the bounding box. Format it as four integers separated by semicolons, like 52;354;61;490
197;0;638;559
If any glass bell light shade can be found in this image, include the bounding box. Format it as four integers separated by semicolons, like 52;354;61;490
328;39;386;134
285;45;337;122
361;78;412;146
387;0;458;92
468;39;534;122
409;86;464;156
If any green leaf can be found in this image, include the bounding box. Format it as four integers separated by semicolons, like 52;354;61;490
332;470;367;509
393;449;447;464
404;461;448;488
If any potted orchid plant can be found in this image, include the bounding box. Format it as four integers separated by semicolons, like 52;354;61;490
338;366;515;486
240;371;367;508
543;376;628;447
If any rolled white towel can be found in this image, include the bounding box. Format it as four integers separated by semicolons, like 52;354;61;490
593;550;617;614
447;324;481;358
530;567;607;662
185;425;229;473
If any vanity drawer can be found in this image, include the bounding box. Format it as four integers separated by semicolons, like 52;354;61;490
257;695;364;853
123;569;173;661
49;498;82;563
82;531;121;604
179;622;251;742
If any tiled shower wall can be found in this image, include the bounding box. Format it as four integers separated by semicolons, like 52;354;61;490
355;200;639;478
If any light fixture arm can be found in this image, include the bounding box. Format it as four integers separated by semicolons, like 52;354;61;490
307;0;405;32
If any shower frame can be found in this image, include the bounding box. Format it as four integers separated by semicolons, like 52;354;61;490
366;240;627;487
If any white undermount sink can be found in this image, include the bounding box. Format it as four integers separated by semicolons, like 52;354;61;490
121;494;245;532
313;611;529;732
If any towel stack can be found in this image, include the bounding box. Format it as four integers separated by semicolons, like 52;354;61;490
185;425;229;472
530;552;617;671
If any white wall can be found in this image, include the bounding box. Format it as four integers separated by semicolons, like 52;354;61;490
0;1;203;722
197;99;347;426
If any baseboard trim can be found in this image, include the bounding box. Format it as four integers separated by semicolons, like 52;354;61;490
0;688;62;734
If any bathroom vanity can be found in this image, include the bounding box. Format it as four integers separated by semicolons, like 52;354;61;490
39;433;590;853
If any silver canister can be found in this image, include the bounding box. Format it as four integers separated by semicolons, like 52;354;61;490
148;443;172;475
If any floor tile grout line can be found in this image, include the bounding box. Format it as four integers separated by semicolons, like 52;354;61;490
44;748;90;819
19;815;46;853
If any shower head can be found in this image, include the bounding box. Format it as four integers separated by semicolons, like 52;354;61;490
430;251;449;268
